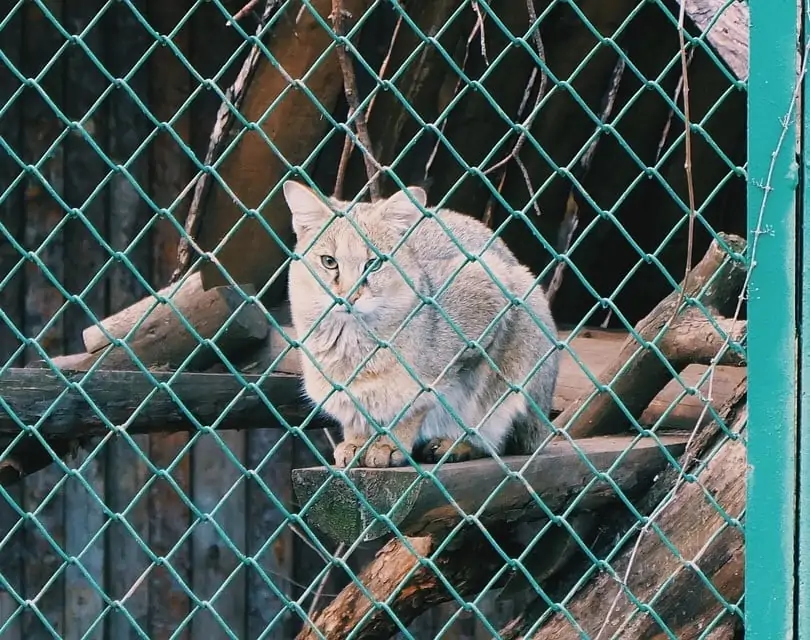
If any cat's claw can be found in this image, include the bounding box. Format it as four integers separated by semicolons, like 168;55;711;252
364;440;407;468
418;438;482;464
333;441;360;468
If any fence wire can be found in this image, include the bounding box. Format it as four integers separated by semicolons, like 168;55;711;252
0;0;751;638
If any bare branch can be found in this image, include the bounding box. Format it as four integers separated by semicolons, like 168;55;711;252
331;0;381;199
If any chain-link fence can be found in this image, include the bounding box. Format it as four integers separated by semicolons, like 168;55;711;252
0;0;766;637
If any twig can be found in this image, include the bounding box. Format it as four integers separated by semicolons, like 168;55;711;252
226;0;260;26
655;49;695;164
423;8;485;181
546;56;625;302
482;170;508;227
478;0;548;219
333;116;354;200
331;0;381;200
307;542;347;618
471;0;489;65
668;5;697;324
333;14;402;199
482;0;548;178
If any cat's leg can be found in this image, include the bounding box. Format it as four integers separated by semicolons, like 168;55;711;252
333;432;369;468
415;382;491;463
417;436;487;463
416;380;522;463
363;407;427;468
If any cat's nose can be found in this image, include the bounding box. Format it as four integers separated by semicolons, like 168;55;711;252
346;290;361;304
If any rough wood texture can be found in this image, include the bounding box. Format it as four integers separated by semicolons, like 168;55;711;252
80;272;267;371
555;232;746;439
0;368;308;445
292;435;687;544
298;512;599;640
187;0;374;295
503;379;747;638
676;0;749;81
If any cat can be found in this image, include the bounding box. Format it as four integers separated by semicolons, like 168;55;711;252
283;180;560;468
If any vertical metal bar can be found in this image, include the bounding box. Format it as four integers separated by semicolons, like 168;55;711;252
799;2;810;638
747;0;800;637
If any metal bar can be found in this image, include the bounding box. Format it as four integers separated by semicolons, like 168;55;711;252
746;0;800;637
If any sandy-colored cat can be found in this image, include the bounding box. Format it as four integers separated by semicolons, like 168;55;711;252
283;181;559;468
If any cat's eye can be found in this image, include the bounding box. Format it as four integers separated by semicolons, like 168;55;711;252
320;255;338;270
364;258;383;273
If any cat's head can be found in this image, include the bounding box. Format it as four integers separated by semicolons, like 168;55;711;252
283;181;427;326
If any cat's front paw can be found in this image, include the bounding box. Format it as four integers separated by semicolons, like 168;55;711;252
364;437;407;468
333;441;361;468
417;438;484;463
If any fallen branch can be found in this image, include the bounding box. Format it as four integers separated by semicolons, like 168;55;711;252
296;513;598;640
555;231;746;439
75;272;267;372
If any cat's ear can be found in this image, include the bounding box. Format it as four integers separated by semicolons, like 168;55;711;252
282;181;332;237
385;186;427;234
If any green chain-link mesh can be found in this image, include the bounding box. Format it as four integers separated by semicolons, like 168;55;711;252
0;0;750;637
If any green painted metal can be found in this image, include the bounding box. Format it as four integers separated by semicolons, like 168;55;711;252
746;0;799;638
800;3;810;638
0;0;758;637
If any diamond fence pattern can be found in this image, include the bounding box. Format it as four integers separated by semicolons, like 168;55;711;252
0;0;756;638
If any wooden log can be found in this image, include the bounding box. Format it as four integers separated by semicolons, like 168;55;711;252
291;434;687;544
503;379;748;639
555;232;746;439
0;368;315;444
676;0;749;81
182;0;374;295
296;529;504;640
74;272;267;371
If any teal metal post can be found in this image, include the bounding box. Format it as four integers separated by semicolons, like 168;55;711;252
800;2;810;637
746;0;799;637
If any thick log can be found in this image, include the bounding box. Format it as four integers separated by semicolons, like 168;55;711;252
50;273;267;372
297;511;601;640
503;379;748;639
676;0;749;81
555;232;746;439
292;434;687;544
0;368;318;444
186;0;374;295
